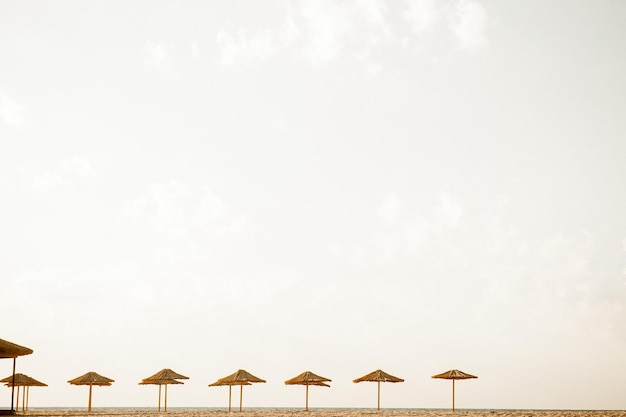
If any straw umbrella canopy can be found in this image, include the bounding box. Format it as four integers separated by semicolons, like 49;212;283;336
209;370;265;412
353;369;404;411
1;373;47;412
0;340;33;359
284;371;331;412
68;371;114;413
0;338;33;414
431;369;477;412
140;369;189;412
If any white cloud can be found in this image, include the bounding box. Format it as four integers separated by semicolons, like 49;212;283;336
377;193;405;226
355;0;387;27
216;29;276;67
449;0;488;48
298;0;350;66
10;157;100;193
404;216;431;253
144;41;176;73
19;160;63;191
496;193;511;208
327;241;343;256
404;0;441;33
191;41;200;58
213;0;488;74
280;14;302;46
436;190;464;229
126;181;225;236
124;181;251;243
62;156;99;180
0;94;25;127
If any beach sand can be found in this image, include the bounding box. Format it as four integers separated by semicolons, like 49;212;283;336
15;410;626;417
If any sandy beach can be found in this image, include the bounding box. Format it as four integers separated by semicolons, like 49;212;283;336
15;410;626;417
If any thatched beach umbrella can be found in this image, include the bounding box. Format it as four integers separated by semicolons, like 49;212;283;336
68;371;114;413
1;373;47;412
0;338;33;414
353;369;404;411
140;369;189;412
432;369;477;412
284;371;331;411
209;369;265;412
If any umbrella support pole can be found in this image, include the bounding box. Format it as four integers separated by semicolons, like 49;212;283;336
22;385;26;412
16;386;20;414
228;385;232;413
305;384;309;412
88;383;93;413
377;381;380;411
158;385;161;412
452;379;455;412
26;386;30;412
10;358;16;413
239;385;243;412
164;384;168;412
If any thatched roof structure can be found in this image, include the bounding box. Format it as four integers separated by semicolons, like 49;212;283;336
284;371;331;411
139;370;187;413
142;368;189;381
432;369;477;412
209;370;265;412
0;338;33;358
2;373;47;413
68;371;114;386
353;369;404;383
139;378;183;385
284;371;331;387
1;373;47;387
209;380;251;387
210;369;265;385
431;369;477;380
353;369;404;410
68;372;114;413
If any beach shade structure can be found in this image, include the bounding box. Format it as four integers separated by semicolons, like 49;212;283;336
284;371;331;411
431;369;477;412
1;373;47;412
68;371;114;413
209;369;266;412
353;369;404;411
0;338;33;415
140;369;189;412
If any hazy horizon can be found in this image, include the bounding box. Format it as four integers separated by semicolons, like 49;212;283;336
2;0;625;411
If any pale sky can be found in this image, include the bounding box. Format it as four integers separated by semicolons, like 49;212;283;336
1;0;626;411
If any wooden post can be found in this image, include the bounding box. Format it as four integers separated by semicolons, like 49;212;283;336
239;385;243;412
158;385;162;412
228;385;232;413
452;379;455;412
88;383;93;413
16;386;20;414
305;384;309;412
377;381;381;411
10;358;16;413
164;383;168;412
22;385;26;412
26;386;30;412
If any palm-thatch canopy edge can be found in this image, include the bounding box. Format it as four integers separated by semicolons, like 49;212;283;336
431;369;478;380
142;368;189;381
139;378;183;385
353;369;404;383
1;373;47;387
285;371;331;386
0;338;33;358
68;372;115;385
210;369;266;385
